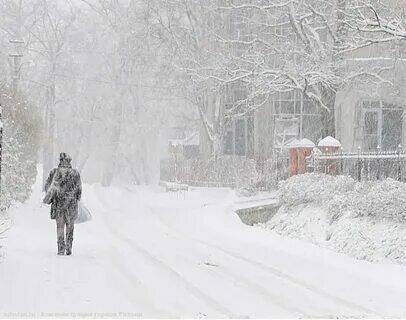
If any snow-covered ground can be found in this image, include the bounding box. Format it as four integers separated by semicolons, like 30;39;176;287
1;176;406;318
0;211;11;263
258;173;406;265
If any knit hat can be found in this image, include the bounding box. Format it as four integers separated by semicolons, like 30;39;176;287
59;152;72;163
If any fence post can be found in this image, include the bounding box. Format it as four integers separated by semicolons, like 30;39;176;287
312;149;315;173
340;147;344;175
357;146;362;182
376;145;381;180
398;144;402;182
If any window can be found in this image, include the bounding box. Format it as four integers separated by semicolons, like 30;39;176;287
235;118;246;155
224;116;254;157
223;83;254;157
273;91;322;149
274;116;299;150
363;110;379;150
362;100;403;151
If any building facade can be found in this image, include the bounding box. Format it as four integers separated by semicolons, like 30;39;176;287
199;1;406;160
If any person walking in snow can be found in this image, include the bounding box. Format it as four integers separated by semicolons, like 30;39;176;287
44;153;82;255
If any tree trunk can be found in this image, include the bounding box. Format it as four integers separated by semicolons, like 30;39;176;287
320;88;336;138
321;0;347;139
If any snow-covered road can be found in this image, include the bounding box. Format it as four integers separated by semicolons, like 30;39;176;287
1;179;406;318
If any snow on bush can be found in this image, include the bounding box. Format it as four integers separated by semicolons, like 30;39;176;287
259;205;406;264
328;217;406;264
278;173;356;207
329;179;406;222
264;205;331;243
0;87;41;211
260;173;406;264
279;174;406;222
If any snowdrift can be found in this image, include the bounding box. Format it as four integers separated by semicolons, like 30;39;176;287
258;173;406;264
0;214;11;262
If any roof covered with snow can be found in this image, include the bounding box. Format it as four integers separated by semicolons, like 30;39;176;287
287;139;300;148
318;136;341;147
288;138;315;148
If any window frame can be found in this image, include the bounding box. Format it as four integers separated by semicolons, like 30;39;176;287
273;90;322;151
223;115;254;157
361;100;404;151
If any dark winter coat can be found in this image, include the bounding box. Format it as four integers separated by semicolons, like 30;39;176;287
45;163;82;221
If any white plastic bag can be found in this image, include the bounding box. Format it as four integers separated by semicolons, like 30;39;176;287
75;202;92;224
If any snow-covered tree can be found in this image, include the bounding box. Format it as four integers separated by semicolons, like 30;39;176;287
0;84;41;210
143;0;404;155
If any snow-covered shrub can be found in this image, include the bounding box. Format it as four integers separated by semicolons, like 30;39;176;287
259;205;331;243
0;86;41;211
278;173;356;207
263;173;406;264
328;216;406;263
279;173;406;222
328;178;406;222
259;205;406;264
326;194;350;223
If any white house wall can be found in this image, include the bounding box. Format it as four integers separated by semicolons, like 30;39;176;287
335;82;406;152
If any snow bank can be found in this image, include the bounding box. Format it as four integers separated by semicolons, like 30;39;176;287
278;173;355;207
0;213;11;262
329;179;406;222
328;217;406;263
259;174;406;264
263;205;330;243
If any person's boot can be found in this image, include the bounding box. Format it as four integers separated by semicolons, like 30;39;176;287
57;241;65;255
65;240;72;256
66;225;74;256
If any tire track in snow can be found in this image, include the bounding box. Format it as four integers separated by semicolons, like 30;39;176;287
202;262;310;317
152;210;382;318
142;212;314;316
93;187;380;317
148;211;342;317
92;195;233;317
106;222;234;317
196;240;381;318
108;247;170;317
96;193;308;317
120;214;311;317
86;193;173;316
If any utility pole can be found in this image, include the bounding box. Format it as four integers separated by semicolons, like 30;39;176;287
9;39;24;95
